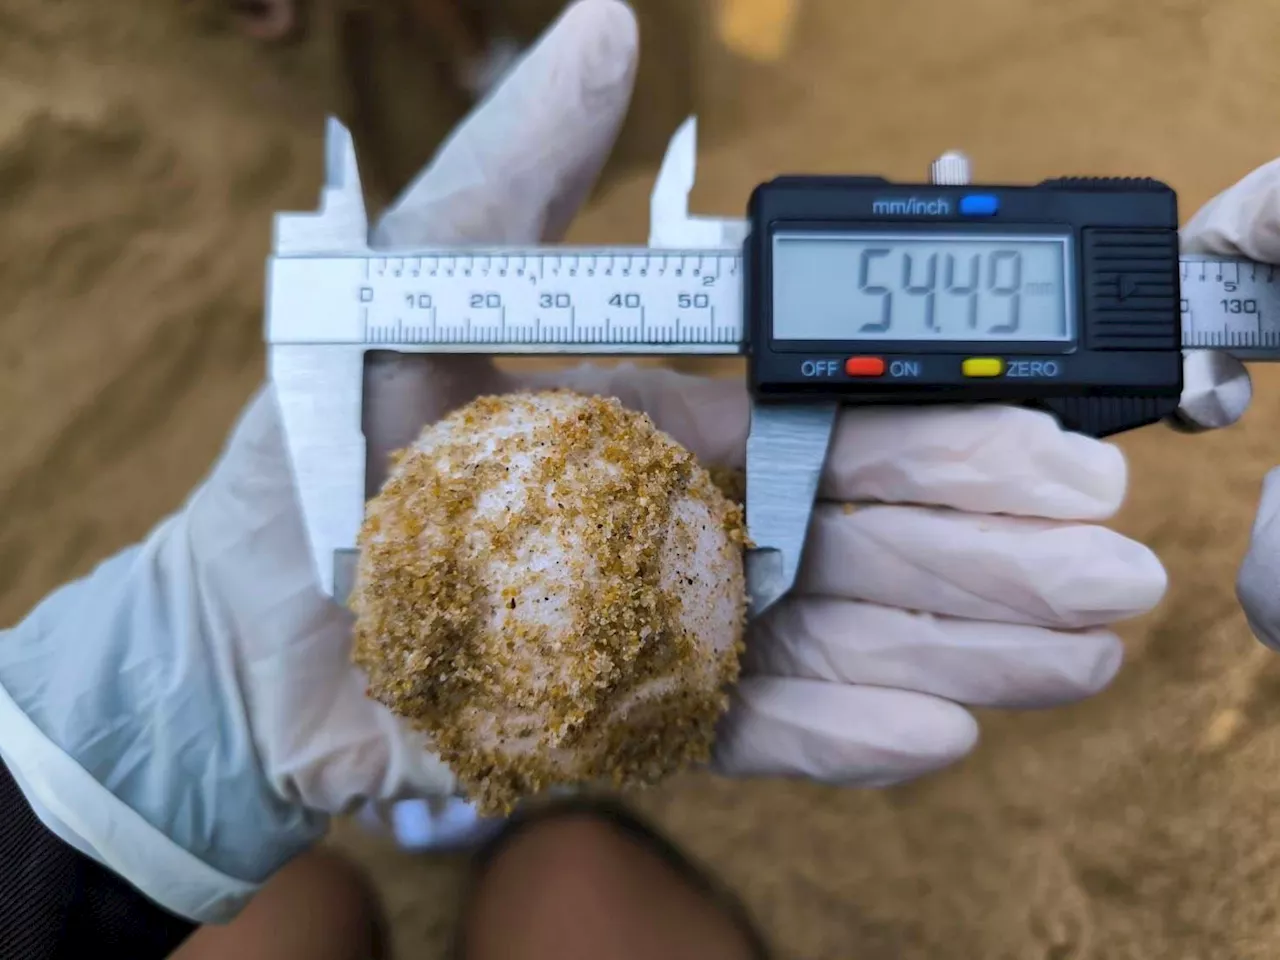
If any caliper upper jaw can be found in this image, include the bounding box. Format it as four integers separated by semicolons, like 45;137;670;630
274;116;371;256
268;116;371;602
649;116;749;250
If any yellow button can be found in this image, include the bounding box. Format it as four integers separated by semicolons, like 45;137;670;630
962;358;1004;378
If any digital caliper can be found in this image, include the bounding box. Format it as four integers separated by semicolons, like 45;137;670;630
266;117;1278;617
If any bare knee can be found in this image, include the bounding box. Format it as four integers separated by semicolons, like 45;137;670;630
457;809;766;960
276;847;383;929
171;848;386;960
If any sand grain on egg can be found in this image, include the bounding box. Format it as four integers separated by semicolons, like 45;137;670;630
350;391;747;814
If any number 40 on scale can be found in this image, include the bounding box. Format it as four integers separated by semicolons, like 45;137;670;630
602;293;712;308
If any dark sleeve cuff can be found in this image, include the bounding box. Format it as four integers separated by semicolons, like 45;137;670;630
0;757;197;960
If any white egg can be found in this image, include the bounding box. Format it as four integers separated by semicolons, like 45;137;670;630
351;391;746;813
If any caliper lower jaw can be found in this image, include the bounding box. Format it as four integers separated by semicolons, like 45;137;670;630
269;117;371;601
270;347;365;600
744;405;839;618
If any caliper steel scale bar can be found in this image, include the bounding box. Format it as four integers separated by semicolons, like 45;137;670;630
267;117;1280;617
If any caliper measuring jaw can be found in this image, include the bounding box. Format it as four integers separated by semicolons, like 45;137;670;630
266;115;837;617
269;118;370;600
646;117;836;620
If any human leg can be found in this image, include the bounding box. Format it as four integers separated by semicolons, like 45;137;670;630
452;799;771;960
169;848;387;960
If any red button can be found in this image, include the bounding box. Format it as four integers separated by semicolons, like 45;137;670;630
845;356;886;377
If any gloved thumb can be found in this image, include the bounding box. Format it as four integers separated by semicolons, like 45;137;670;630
1238;465;1280;651
369;0;639;249
1180;157;1280;261
361;0;639;467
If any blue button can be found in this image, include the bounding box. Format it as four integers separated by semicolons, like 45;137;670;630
959;194;999;216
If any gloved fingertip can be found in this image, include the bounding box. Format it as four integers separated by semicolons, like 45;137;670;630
841;707;980;787
533;0;638;108
1238;466;1280;652
370;0;638;249
1059;430;1128;519
1077;632;1125;698
1063;532;1167;625
829;404;1133;520
565;0;640;86
533;0;639;240
1180;193;1236;256
1237;561;1280;652
1258;465;1280;524
716;680;979;785
1129;541;1170;614
997;403;1130;518
1180;156;1280;262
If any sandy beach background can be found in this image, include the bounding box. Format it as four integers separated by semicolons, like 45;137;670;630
5;0;1280;956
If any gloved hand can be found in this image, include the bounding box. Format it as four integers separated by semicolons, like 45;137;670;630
0;0;639;925
0;0;1170;927
535;365;1169;781
1181;160;1280;650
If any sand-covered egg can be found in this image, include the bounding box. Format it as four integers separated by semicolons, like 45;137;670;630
350;390;747;813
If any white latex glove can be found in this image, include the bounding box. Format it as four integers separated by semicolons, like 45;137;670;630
1181;160;1280;650
0;0;1171;926
0;0;639;925
523;366;1169;780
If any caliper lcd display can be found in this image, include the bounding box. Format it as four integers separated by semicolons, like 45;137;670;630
770;232;1073;342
